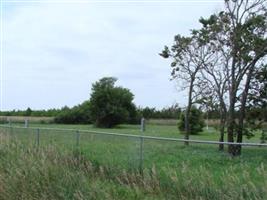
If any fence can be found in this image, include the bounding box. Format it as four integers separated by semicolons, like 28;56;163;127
0;124;267;173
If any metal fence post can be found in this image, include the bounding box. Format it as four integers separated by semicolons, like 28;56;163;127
76;130;80;147
36;128;40;147
25;119;29;128
139;118;145;174
139;136;144;174
141;117;146;132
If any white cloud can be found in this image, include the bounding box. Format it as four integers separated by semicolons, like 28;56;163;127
2;1;223;110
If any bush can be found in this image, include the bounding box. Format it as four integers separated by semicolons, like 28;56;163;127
54;101;91;124
178;106;205;135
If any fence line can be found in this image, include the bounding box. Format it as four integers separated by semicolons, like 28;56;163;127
1;124;267;147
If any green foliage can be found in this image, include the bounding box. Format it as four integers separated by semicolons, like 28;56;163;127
90;77;136;128
0;108;61;117
54;101;91;124
249;65;267;109
178;107;205;135
138;104;181;119
140;107;156;119
260;130;267;144
25;107;32;116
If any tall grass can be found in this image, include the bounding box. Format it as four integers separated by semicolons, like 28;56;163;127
1;129;267;199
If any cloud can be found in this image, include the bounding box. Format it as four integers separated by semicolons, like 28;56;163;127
2;1;223;110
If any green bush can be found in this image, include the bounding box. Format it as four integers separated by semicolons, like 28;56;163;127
54;101;91;124
178;106;205;135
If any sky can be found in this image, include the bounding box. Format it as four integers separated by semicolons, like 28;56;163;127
1;0;224;111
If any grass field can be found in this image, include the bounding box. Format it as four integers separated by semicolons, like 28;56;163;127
0;116;54;124
1;123;267;199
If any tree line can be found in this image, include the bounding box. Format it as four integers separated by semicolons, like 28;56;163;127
0;77;182;125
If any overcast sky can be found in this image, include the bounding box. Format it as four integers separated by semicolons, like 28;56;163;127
1;0;224;111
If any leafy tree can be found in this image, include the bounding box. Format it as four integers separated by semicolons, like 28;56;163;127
89;77;136;128
162;0;266;155
25;107;32;116
141;107;156;119
158;103;182;119
207;0;267;155
160;34;213;145
178;106;205;135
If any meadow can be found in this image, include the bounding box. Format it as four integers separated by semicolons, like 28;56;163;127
0;122;267;199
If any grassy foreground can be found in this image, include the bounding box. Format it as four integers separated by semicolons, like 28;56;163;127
0;124;267;199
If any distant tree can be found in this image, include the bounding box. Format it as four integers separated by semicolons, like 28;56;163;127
89;77;136;128
178;106;205;135
141;107;156;119
136;104;181;120
160;103;182;119
25;107;32;116
54;101;91;124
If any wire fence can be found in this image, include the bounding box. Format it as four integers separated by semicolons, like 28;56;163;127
0;124;267;172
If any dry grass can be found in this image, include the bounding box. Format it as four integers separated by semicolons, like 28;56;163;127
0;116;54;124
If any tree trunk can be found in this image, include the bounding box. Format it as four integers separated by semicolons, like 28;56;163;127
218;99;227;151
184;78;194;146
184;105;191;145
235;64;255;155
219;117;226;151
227;84;236;155
227;53;237;156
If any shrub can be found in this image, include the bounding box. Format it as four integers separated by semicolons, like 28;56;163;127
178;106;205;135
54;101;91;124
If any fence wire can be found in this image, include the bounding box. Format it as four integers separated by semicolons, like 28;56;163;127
0;125;267;172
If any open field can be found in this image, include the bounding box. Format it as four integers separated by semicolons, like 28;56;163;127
2;116;266;130
1;123;267;199
0;116;54;124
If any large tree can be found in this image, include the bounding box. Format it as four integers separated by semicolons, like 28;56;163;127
190;0;266;155
218;0;266;155
89;77;136;128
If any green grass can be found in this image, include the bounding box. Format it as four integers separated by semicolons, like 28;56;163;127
0;123;267;199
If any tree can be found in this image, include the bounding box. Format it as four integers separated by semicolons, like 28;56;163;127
25;107;32;116
160;34;213;145
141;107;156;119
194;0;267;155
199;48;229;151
223;0;266;155
89;77;136;128
178;106;205;135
